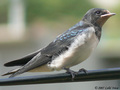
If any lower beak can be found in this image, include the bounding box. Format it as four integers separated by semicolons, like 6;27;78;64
101;13;116;18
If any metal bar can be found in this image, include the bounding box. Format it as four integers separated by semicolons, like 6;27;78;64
0;67;120;86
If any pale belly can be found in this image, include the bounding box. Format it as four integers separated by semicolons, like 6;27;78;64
66;44;93;68
29;45;92;72
48;31;99;71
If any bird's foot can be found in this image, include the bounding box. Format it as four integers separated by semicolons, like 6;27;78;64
64;68;77;80
78;68;88;74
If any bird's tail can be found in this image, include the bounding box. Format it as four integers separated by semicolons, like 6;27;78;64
2;68;20;77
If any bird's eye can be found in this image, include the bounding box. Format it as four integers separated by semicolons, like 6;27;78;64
95;11;101;15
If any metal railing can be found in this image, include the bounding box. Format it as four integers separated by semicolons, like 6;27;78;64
0;67;120;86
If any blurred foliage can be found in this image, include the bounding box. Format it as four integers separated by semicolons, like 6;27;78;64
0;0;9;23
25;0;93;22
0;0;120;39
0;0;94;23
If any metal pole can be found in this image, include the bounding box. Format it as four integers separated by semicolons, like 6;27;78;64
0;67;120;86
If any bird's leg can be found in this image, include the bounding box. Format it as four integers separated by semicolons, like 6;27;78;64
78;68;88;74
64;68;77;79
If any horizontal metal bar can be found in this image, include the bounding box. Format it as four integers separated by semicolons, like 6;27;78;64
0;67;120;86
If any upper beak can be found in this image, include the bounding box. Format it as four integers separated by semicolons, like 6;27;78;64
101;12;116;18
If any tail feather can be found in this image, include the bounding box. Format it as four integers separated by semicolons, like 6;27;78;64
4;49;41;67
2;68;20;77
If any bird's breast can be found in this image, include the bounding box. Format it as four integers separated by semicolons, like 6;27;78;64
48;27;99;71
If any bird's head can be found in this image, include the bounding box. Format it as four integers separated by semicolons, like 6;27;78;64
82;8;116;27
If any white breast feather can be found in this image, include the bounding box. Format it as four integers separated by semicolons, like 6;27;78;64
48;27;99;70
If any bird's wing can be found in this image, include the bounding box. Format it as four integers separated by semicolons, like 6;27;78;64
4;21;87;67
4;49;41;67
4;25;81;67
5;21;90;77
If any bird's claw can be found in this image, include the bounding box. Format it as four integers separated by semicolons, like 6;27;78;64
64;68;88;80
78;68;88;74
64;68;77;80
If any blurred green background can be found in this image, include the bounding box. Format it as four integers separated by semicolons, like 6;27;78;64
0;0;120;90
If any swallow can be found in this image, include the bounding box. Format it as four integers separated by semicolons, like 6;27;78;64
2;8;115;78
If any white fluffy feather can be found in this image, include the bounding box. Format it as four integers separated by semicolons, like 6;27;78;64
48;27;99;70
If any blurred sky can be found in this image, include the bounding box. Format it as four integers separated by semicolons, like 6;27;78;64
0;0;120;90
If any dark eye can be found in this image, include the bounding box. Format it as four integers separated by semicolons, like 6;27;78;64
95;11;101;15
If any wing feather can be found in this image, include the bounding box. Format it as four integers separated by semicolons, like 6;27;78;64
4;49;41;67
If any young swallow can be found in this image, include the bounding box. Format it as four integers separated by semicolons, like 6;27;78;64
2;8;115;78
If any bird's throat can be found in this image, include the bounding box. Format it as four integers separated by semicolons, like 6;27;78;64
96;16;110;27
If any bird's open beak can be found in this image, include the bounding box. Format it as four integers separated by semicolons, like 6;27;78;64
101;11;116;18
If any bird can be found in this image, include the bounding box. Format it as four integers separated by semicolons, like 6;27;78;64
2;8;115;78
